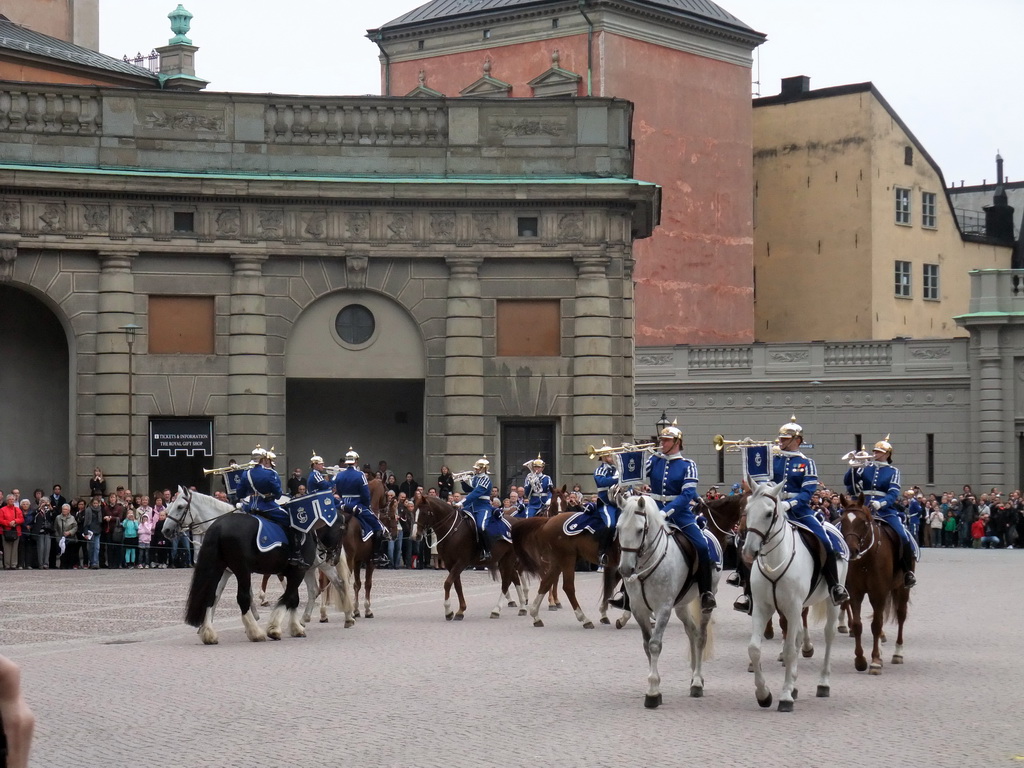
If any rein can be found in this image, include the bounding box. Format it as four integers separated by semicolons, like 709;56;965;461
747;498;799;614
619;506;670;613
417;503;461;548
841;509;877;562
696;497;736;540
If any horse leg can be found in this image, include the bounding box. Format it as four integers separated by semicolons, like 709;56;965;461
548;582;561;610
892;587;909;664
236;571;266;643
363;563;374;618
561;564;594;629
677;601;706;698
868;589;886;674
641;605;672;708
452;571;468;620
748;594;772;709
352;559;364;618
258;573;271;607
527;568;559;627
764;616;775;640
851;594;868;672
316;569;330;623
816;601;839;698
491;561;513;619
838;602;850;634
777;601;802;712
800;606;814;658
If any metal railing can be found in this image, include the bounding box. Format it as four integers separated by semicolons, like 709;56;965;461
953;206;986;236
122;50;159;73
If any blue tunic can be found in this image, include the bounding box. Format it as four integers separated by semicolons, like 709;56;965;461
461;473;493;530
764;451;835;553
645;452;709;560
333;466;383;540
236;465;288;527
524;472;552;517
306;468;332;494
844;462;911;545
593;461;619;530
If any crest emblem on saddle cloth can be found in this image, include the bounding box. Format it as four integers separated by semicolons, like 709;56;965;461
255;517;287;553
562;511;595;536
283;489;337;533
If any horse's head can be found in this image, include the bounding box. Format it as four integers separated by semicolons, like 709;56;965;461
412;495;446;539
740;480;786;564
616;494;666;582
161;485;192;539
838;494;874;559
547;485;570;516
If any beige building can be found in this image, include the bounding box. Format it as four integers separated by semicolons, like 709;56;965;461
752;77;1012;342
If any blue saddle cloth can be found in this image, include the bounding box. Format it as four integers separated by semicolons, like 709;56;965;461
485;513;511;543
789;518;850;560
704;530;723;566
562;511;596;536
255;517;287;553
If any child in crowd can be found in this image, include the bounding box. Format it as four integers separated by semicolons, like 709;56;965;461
122;509;139;567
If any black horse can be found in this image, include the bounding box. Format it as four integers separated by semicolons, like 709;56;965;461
184;513;322;645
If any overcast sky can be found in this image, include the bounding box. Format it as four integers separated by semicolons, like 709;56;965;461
99;0;1020;187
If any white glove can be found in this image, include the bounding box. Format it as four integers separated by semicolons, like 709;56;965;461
870;501;881;511
779;500;794;513
454;501;463;510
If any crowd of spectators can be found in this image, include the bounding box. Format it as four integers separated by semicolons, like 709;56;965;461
3;464;1022;573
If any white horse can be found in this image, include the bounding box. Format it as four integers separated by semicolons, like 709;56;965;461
616;494;719;709
162;487;355;631
741;481;847;712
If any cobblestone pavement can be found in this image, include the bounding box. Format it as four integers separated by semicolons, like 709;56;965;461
1;549;1022;768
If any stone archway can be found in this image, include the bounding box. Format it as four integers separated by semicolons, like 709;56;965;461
0;284;70;492
284;290;427;479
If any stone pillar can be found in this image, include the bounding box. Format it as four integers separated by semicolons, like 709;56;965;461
227;255;269;460
94;251;137;490
443;255;485;469
976;338;1005;488
571;252;617;485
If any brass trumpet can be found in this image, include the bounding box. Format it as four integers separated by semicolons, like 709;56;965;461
451;470;475;484
713;435;778;453
586;442;655;460
203;461;255;476
842;448;873;467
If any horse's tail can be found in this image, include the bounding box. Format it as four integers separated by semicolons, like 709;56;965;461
689;601;717;660
510;517;549;577
333;550;355;615
184;527;222;627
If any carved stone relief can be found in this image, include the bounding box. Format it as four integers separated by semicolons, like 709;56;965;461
215;209;240;237
143;109;225;132
83;205;109;231
388;213;411;240
0;243;15;281
127;206;153;234
490;117;567;138
473;213;497;242
558;213;584;241
303;212;326;239
430;212;455;239
0;202;20;231
346;213;369;239
257;209;284;238
39;204;65;233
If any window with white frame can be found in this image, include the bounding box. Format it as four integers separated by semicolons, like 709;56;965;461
922;192;937;228
895;187;911;225
923;263;939;300
895;260;912;297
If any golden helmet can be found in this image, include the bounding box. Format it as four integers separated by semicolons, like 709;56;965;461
474;456;491;472
344;448;359;465
873;435;893;456
778;415;803;439
659;420;683;441
310;452;324;466
251;444;268;460
531;454;545;469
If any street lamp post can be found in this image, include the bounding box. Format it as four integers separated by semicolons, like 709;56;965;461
120;324;141;495
655;410;670;443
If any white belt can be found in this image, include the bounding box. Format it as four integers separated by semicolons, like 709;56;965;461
341;495;360;501
650;494;676;504
862;490;886;497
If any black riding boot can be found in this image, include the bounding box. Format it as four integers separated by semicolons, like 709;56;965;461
822;550;849;605
597;526;615;566
697;557;716;614
478;529;491;561
609;587;630;611
373;534;390;567
286;528;308;568
901;547;917;588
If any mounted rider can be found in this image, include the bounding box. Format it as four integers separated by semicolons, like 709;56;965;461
761;416;849;606
591;443;619;565
306;451;332;494
236;444;306;568
844;435;916;588
333;448;389;567
523;455;552;518
460;456;494;559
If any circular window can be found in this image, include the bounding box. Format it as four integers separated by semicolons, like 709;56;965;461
335;304;375;345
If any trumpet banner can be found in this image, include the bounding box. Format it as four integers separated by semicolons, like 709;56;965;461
743;444;771;484
615;450;647;486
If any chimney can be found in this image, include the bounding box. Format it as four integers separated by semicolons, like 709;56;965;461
780;76;810;98
984;153;1015;243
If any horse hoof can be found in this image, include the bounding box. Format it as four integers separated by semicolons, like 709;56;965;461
344;619;355;628
644;693;662;709
533;619;544;628
365;612;374;619
445;612;454;621
319;617;329;623
855;657;868;672
690;686;703;698
454;613;464;621
792;688;798;699
778;700;794;713
802;647;814;658
816;685;830;698
548;605;559;612
490;612;500;619
517;609;527;617
764;626;774;640
748;662;754;673
583;621;595;629
615;619;626;629
354;611;361;619
267;633;281;641
838;626;848;634
869;663;882;675
508;601;517;607
600;616;610;625
757;692;772;708
891;654;904;664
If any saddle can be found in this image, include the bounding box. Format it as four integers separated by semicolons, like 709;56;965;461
786;523;825;597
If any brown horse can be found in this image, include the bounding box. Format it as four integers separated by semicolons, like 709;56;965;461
839;496;912;674
512;488;620;629
413;495;527;620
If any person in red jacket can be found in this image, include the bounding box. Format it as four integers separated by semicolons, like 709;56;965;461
972;512;1001;548
0;493;25;569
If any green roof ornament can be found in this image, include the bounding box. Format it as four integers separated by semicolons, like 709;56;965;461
167;4;193;45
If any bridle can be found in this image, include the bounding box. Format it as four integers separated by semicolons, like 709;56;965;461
163;488;193;531
618;501;669;612
840;507;877;562
696;496;739;540
413;501;461;547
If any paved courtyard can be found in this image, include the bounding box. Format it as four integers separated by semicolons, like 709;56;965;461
1;548;1021;767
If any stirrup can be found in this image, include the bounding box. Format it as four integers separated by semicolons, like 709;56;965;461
726;571;741;587
829;584;850;606
733;594;751;614
700;592;717;614
608;592;628;610
903;570;917;588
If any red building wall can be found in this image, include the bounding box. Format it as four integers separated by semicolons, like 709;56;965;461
388;30;754;346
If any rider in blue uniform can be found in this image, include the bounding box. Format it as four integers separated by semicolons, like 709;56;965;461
523;457;552;518
844;436;916;588
306;452;333;494
333;448;389;567
236;445;306;567
460;457;494;559
592;447;619;565
765;416;849;606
